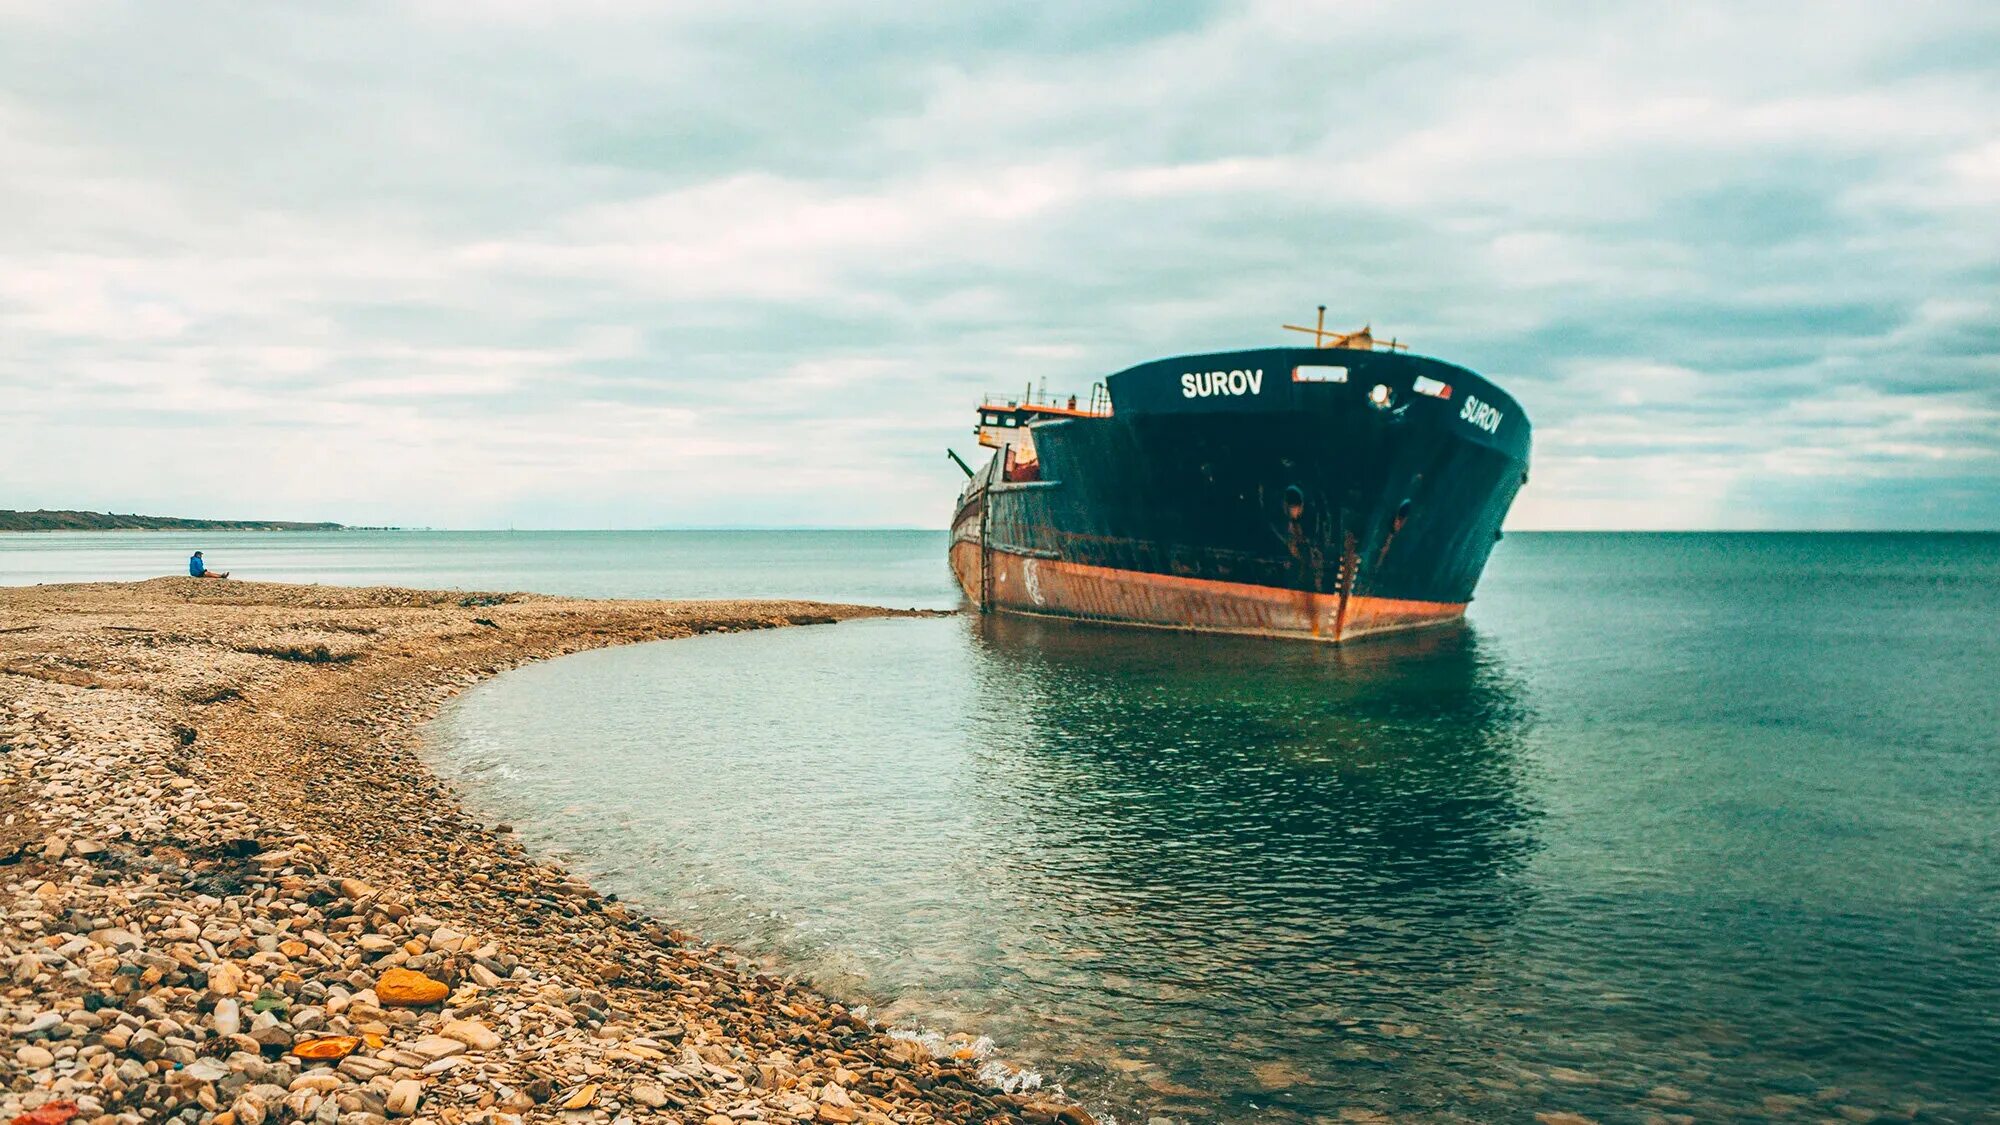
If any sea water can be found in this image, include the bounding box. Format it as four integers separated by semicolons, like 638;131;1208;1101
9;530;1994;1120
420;532;2000;1123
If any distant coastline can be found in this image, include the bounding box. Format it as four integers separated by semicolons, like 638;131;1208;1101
0;509;345;532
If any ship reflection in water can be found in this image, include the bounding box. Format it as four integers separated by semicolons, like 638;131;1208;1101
946;614;1539;1117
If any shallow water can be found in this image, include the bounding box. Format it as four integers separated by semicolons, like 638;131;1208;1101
431;532;2000;1123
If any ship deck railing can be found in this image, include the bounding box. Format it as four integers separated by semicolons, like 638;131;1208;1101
980;387;1111;418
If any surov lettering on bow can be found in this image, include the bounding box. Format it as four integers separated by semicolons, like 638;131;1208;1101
1181;369;1264;398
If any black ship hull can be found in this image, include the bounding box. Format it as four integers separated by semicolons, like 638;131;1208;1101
950;347;1530;643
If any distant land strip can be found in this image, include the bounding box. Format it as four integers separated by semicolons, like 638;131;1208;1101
0;509;345;532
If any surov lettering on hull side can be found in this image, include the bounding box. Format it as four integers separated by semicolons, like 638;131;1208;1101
945;307;1532;643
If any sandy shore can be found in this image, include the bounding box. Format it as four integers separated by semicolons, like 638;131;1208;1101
0;579;1087;1125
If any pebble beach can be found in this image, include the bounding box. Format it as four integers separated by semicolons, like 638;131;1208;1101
0;579;1085;1125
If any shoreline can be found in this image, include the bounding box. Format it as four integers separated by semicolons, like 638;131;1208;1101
0;579;1083;1125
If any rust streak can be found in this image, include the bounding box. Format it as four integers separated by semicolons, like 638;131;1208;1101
965;550;1463;644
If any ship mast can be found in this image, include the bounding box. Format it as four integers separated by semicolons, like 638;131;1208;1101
1282;305;1408;352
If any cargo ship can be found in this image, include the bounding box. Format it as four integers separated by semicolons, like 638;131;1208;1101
947;311;1531;643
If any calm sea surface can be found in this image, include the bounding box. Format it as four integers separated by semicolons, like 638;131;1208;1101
0;529;953;607
10;531;1997;1121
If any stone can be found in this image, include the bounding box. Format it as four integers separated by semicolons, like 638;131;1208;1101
18;1011;62;1034
290;1073;343;1093
291;1036;360;1061
17;1043;56;1068
213;997;242;1037
438;1018;500;1050
183;1058;231;1082
408;1035;467;1061
249;1019;294;1050
630;1083;668;1108
384;1078;423;1116
12;1104;82;1125
337;1054;392;1081
374;968;448;1007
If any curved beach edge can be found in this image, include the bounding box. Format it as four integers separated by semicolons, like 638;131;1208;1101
0;579;1087;1125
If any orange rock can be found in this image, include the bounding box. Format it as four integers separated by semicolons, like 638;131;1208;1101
374;967;449;1007
11;1102;80;1125
291;1036;360;1061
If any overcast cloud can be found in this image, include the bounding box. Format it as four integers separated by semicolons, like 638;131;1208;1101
3;1;1996;528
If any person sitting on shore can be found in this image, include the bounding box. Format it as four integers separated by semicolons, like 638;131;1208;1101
188;551;229;580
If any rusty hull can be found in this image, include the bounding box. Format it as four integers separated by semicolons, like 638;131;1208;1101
950;540;1465;644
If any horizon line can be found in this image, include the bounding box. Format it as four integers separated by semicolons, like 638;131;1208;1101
11;526;1993;535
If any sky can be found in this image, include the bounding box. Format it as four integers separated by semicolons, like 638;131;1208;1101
2;2;1996;530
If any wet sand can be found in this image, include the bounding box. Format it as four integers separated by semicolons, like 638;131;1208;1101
0;579;1086;1125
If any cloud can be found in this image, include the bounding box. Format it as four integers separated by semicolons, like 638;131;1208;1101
1;1;1996;529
